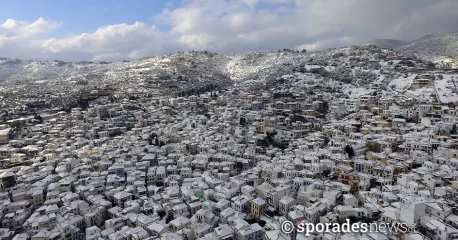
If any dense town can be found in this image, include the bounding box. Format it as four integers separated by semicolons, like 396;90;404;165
1;46;458;240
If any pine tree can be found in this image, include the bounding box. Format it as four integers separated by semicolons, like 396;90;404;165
345;145;355;158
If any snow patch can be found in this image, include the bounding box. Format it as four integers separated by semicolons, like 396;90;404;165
389;75;416;92
434;73;458;103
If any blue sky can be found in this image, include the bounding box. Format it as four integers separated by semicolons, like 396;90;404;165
0;0;295;36
0;0;175;36
0;0;456;61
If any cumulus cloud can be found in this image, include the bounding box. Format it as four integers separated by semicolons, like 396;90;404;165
0;17;61;38
0;0;457;61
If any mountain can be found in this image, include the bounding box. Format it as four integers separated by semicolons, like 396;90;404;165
0;59;122;83
0;46;431;90
364;33;458;68
396;32;458;67
397;32;458;58
0;50;310;86
0;45;439;112
1;32;457;87
365;39;407;49
0;50;313;108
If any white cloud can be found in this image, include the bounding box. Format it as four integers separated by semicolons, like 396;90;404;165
0;0;457;61
0;17;61;39
39;22;169;61
242;0;259;7
178;34;212;49
296;43;319;51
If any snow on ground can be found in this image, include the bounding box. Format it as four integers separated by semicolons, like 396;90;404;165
34;80;48;84
225;52;310;81
405;87;436;103
389;74;416;92
304;65;336;71
375;73;386;83
342;85;373;98
434;73;458;103
129;67;152;72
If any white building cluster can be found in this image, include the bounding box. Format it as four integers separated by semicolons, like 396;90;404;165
1;47;458;240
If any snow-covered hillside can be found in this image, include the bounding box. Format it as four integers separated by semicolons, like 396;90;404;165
0;45;450;111
1;32;458;88
0;59;123;83
0;45;440;102
396;32;458;68
0;51;309;85
224;51;308;81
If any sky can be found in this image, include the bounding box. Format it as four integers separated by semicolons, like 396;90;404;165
0;0;457;62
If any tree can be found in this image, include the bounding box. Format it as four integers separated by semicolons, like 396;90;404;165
321;169;331;178
166;212;174;224
239;117;247;126
452;124;457;135
344;145;355;158
245;218;256;224
34;115;43;123
348;216;358;224
291;114;308;123
369;178;378;189
273;140;288;150
128;95;138;101
323;136;330;148
77;98;90;109
366;141;381;152
157;210;166;219
235;161;244;170
257;219;267;227
8;121;23;140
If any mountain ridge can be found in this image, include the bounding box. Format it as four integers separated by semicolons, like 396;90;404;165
365;32;458;68
396;32;458;67
0;45;440;111
365;39;407;49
